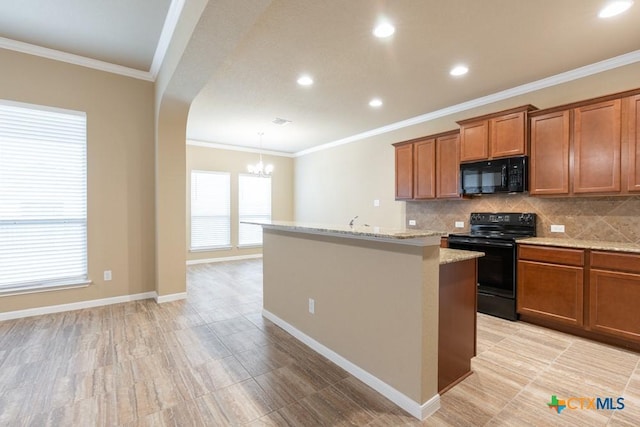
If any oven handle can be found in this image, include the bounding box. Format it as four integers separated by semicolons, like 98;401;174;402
448;238;515;248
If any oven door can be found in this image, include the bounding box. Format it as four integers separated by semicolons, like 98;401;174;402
447;237;517;319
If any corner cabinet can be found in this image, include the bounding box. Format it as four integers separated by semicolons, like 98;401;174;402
457;105;536;162
518;243;640;348
529;89;640;197
393;130;460;200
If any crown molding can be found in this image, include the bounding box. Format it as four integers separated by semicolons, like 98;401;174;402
0;0;185;82
294;49;640;157
187;139;295;157
149;0;185;79
0;36;154;81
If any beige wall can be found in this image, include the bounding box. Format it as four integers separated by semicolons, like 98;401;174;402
0;48;156;312
262;229;440;405
294;62;640;228
186;144;294;261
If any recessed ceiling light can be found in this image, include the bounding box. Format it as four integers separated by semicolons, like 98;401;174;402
599;0;634;18
450;65;469;76
297;75;313;86
373;22;395;38
369;98;383;107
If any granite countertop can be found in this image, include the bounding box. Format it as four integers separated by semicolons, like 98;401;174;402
440;248;485;265
518;237;640;254
243;220;446;245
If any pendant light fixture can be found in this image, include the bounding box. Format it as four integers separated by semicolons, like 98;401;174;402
247;132;273;177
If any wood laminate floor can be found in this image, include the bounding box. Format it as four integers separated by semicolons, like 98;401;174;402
1;259;639;426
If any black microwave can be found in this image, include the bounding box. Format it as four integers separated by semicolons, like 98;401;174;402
460;156;527;195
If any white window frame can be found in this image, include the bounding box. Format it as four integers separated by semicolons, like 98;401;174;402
238;173;272;248
0;99;89;295
190;170;231;251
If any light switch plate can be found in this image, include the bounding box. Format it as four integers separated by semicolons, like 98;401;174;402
373;199;380;207
104;270;112;281
455;221;465;228
408;220;417;226
551;224;565;233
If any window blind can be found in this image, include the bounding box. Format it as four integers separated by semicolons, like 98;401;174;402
191;171;231;250
239;174;271;246
0;101;87;291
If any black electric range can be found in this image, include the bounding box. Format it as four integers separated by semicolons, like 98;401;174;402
448;212;536;320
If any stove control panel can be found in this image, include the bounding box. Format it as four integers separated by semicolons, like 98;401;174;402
469;212;536;226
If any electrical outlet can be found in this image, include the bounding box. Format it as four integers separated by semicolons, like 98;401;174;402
408;220;417;226
551;224;565;233
455;221;465;228
308;298;315;314
373;199;380;207
104;270;112;281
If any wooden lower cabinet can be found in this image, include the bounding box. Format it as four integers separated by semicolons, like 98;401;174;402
518;244;640;348
438;258;476;393
589;250;640;342
517;260;584;326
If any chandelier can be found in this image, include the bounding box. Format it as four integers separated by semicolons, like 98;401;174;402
247;132;273;177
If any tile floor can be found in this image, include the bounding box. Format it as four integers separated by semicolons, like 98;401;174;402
0;258;639;426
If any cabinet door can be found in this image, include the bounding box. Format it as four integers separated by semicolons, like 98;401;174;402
395;144;413;199
436;133;460;198
573;99;622;194
529;111;571;195
517;260;584;326
589;269;640;342
459;121;488;162
628;94;640;192
414;139;436;199
490;111;527;158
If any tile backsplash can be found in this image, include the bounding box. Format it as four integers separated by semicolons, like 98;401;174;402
406;195;640;244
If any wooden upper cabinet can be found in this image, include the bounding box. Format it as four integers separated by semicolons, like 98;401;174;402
458;105;536;162
628;94;640;192
414;138;436;199
436;132;461;198
394;143;413;199
529;110;571;195
573;99;622;194
491;111;528;158
459;121;488;162
393;130;459;201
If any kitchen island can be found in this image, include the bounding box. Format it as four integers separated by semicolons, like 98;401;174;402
247;221;482;420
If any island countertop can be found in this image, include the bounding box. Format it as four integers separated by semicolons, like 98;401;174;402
243;220;445;246
440;248;485;265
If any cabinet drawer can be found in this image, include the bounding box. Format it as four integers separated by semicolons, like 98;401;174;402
518;245;584;266
591;251;640;274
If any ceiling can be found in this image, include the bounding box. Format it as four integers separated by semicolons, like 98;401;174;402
1;1;639;154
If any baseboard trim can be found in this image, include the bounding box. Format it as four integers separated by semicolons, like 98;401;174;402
0;292;156;321
155;292;188;303
262;309;440;420
186;254;263;265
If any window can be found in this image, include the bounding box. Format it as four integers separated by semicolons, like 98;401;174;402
0;100;87;292
239;174;271;246
190;171;231;250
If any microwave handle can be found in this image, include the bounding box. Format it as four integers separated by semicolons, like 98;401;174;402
501;165;507;187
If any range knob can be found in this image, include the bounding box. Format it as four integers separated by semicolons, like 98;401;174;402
519;213;533;224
